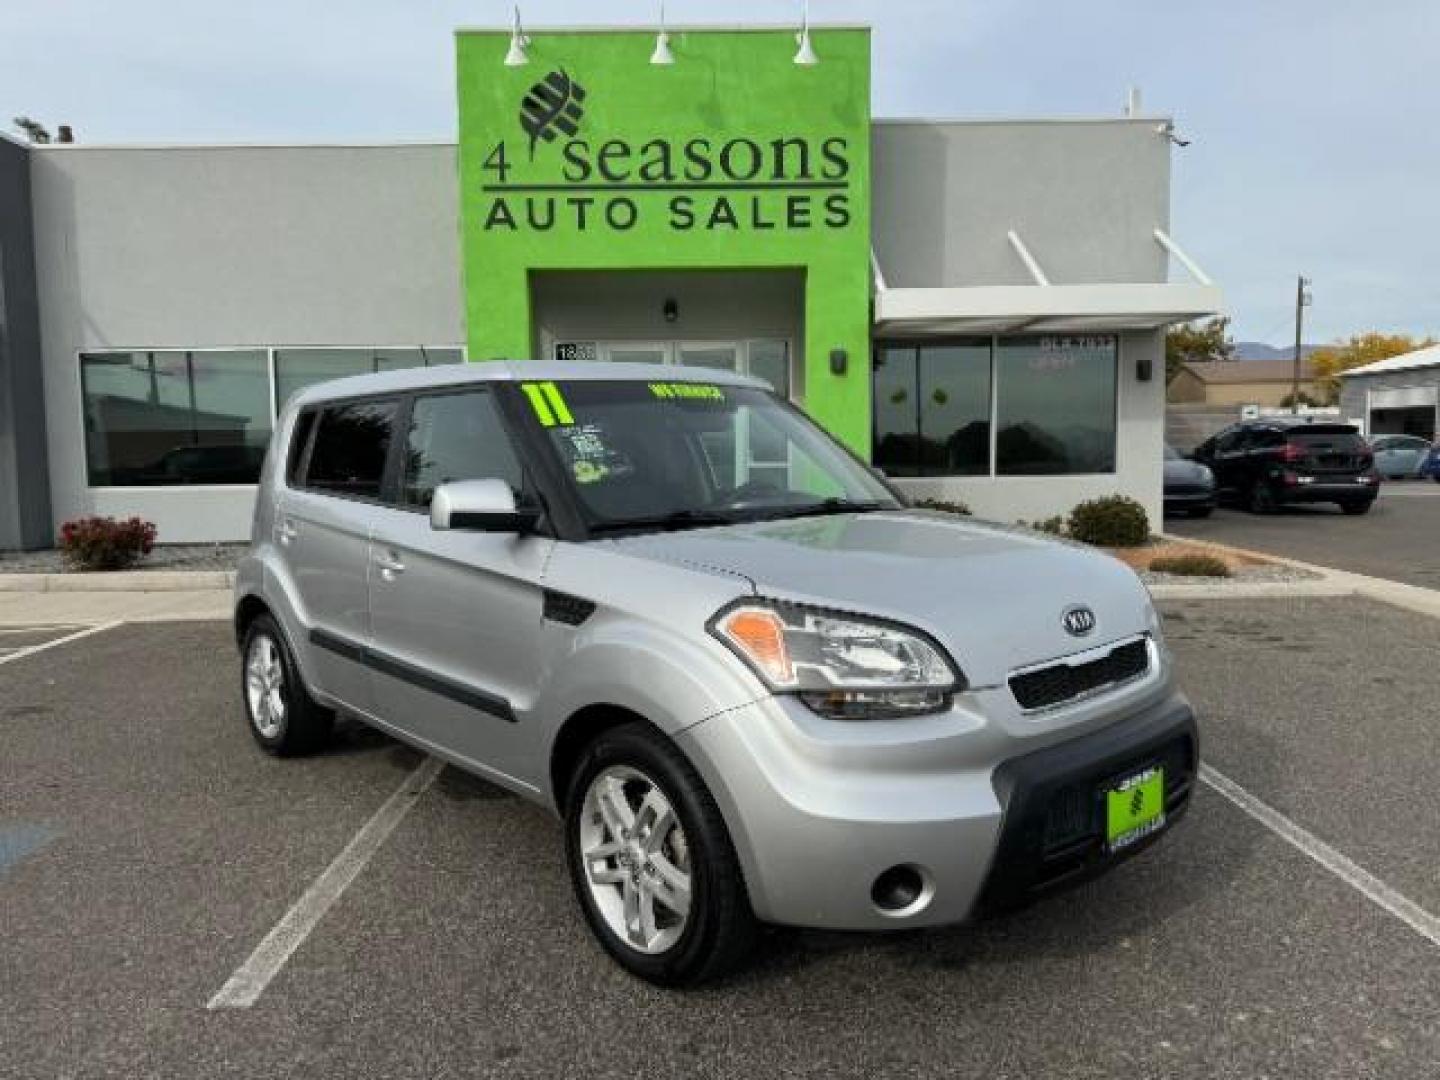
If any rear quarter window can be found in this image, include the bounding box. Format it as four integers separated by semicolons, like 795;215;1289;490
285;409;318;486
302;399;399;500
1288;428;1364;449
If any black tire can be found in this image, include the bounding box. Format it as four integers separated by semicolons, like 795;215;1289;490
1246;481;1276;515
563;721;757;987
1189;505;1214;519
1339;499;1374;516
240;613;334;756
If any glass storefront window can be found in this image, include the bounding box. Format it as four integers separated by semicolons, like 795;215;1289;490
80;350;271;486
872;345;921;477
873;336;1116;477
920;343;991;476
81;346;464;487
274;347;461;410
995;336;1117;475
873;342;991;476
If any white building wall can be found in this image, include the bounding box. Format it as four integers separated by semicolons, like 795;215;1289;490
29;143;464;542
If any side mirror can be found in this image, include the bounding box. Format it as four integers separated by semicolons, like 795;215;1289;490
430;479;539;533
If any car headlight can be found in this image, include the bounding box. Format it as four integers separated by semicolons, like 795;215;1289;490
708;600;963;719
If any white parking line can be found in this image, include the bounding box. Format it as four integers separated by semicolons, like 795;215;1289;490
0;622;122;666
1200;763;1440;948
207;756;445;1009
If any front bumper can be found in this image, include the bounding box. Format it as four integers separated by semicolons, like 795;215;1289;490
1164;488;1216;511
678;686;1197;931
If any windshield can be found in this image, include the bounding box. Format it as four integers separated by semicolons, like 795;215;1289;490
519;379;899;533
1163;444;1183;461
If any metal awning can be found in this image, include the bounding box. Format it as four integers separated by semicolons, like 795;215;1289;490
871;228;1223;336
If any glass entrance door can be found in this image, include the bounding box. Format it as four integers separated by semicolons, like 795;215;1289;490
599;341;672;366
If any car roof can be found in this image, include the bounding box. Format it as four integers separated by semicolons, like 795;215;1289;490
1235;418;1358;432
287;359;772;411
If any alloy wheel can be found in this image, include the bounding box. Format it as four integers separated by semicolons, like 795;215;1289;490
578;765;693;955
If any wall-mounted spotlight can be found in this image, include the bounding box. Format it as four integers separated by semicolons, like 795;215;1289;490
651;2;675;65
663;297;679;323
504;6;530;67
1156;120;1190;148
794;1;819;65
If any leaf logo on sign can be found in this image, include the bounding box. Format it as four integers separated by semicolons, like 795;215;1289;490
519;70;587;159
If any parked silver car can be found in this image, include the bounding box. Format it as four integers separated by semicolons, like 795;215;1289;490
234;362;1198;985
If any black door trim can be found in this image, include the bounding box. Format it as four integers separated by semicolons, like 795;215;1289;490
309;628;517;723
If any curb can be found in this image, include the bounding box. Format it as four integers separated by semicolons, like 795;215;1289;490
0;570;236;593
1155;533;1440;621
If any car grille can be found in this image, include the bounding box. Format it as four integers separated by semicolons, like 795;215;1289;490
1009;638;1150;711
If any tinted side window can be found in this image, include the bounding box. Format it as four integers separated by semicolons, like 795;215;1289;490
402;391;523;508
304;399;398;499
1252;428;1285;449
1214;428;1243;453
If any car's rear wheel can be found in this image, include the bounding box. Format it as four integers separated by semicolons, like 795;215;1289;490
241;614;333;755
564;722;756;987
1247;481;1276;514
1339;499;1374;516
1189;505;1214;519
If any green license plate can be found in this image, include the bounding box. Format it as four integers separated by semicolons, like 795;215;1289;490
1105;766;1166;851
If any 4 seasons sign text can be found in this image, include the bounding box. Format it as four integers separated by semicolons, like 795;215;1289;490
481;70;855;234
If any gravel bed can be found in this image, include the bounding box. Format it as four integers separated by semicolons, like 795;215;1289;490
0;544;246;574
1139;563;1321;586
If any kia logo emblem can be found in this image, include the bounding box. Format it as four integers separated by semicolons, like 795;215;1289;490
1062;606;1096;637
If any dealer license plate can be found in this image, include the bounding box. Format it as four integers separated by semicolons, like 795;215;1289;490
1105;766;1166;852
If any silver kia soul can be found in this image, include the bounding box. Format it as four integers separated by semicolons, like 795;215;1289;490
235;361;1197;986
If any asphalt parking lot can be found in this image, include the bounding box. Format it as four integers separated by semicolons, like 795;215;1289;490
3;602;1439;1078
1170;479;1440;589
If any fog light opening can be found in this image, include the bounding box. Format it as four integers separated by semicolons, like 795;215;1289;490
871;864;934;918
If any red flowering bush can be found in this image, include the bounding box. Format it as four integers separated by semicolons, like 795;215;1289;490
58;516;158;571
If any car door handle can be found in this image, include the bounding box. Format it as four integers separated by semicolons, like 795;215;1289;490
374;551;406;578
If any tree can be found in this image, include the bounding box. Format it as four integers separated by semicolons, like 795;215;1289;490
1309;332;1437;402
12;117;51;144
1166;317;1234;383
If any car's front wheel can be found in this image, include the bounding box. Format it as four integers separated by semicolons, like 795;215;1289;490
241;614;333;755
564;722;756;987
1339;499;1374;516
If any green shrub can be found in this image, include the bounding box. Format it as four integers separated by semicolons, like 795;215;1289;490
1032;515;1067;537
1148;553;1231;578
911;497;971;516
1067;495;1149;547
59;515;157;571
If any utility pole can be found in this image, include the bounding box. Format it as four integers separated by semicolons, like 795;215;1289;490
1291;275;1312;414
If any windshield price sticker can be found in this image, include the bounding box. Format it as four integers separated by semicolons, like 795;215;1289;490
564;423;634;485
649;382;726;403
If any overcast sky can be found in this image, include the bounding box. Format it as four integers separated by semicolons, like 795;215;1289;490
4;0;1436;345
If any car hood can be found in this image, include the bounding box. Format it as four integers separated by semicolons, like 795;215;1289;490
606;510;1155;687
1164;459;1213;485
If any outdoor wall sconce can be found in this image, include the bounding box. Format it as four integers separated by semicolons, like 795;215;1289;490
830;348;848;375
651;3;675;65
663;297;679;323
1136;355;1153;382
504;7;530;67
794;1;819;65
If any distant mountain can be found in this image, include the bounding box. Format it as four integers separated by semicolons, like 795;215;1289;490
1232;341;1325;361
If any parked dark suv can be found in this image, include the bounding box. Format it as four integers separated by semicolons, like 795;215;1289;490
1193;419;1380;515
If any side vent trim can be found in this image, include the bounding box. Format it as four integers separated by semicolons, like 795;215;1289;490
543;589;597;627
